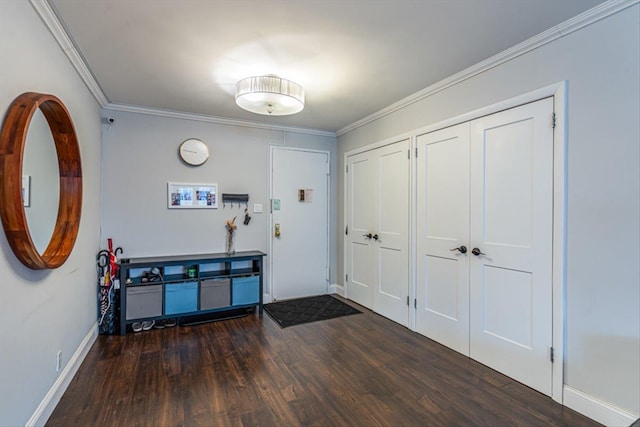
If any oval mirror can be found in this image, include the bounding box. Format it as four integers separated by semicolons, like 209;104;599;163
0;92;82;269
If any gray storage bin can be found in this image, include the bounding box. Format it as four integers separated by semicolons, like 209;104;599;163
126;284;162;320
200;278;231;310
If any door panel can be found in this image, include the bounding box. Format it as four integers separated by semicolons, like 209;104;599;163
346;152;374;308
351;157;373;233
416;123;470;355
373;141;410;326
483;120;534;247
482;266;534;349
470;98;554;395
424;255;459;320
349;242;371;302
271;148;329;300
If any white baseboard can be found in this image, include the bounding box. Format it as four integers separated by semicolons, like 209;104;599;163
329;283;344;296
263;293;272;304
563;385;638;427
27;322;98;427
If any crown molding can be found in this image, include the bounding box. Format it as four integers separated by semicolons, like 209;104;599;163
336;0;639;137
104;103;336;137
30;0;109;106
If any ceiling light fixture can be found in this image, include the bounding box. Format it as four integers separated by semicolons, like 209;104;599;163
235;75;304;116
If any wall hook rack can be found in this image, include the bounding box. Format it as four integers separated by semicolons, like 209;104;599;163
222;193;249;208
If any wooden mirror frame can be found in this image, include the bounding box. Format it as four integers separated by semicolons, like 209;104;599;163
0;92;82;269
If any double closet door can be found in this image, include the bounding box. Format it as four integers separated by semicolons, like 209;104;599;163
346;139;410;326
416;98;554;396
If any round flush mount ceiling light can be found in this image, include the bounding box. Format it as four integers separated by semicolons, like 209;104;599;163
235;75;304;115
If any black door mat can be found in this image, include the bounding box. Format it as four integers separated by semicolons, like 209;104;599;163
264;294;361;328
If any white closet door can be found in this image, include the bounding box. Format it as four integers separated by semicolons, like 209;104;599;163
469;98;554;395
346;139;410;326
346;151;375;309
372;140;410;326
416;123;470;355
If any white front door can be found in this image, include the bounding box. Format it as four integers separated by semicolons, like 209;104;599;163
271;147;329;301
469;98;554;395
346;139;410;326
416;122;471;355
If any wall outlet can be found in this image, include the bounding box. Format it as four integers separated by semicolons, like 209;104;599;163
56;350;62;372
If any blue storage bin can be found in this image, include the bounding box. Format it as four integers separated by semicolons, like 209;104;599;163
165;281;198;315
232;275;259;305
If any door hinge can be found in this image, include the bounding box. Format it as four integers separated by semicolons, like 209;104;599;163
326;267;330;282
346;164;348;173
550;347;555;363
345;225;348;235
346;274;349;282
415;147;418;158
414;298;417;309
551;113;556;129
408;149;410;159
406;296;410;306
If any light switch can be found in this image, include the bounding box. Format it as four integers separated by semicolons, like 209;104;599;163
253;203;263;213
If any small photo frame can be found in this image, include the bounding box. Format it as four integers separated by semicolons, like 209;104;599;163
22;175;30;207
168;182;218;209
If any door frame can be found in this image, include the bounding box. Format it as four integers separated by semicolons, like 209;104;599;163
343;81;567;403
269;145;331;301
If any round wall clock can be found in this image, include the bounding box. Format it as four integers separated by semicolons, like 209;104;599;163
179;138;209;166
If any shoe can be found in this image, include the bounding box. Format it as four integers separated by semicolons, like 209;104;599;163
142;320;155;331
165;318;177;327
132;322;143;332
154;320;166;329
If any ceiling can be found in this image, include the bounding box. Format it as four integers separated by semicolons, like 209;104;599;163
48;0;606;134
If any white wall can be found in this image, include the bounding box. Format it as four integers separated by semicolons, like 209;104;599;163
338;3;640;419
100;110;337;293
0;2;102;426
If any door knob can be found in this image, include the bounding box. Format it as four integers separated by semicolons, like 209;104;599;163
372;234;380;241
362;233;373;239
450;245;467;254
274;223;281;238
471;247;486;256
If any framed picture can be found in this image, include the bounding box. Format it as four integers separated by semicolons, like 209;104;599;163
22;175;30;207
168;182;218;209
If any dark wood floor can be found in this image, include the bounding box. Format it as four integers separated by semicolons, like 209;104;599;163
47;298;601;427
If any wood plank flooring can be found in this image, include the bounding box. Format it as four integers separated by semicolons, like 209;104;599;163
46;298;601;426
